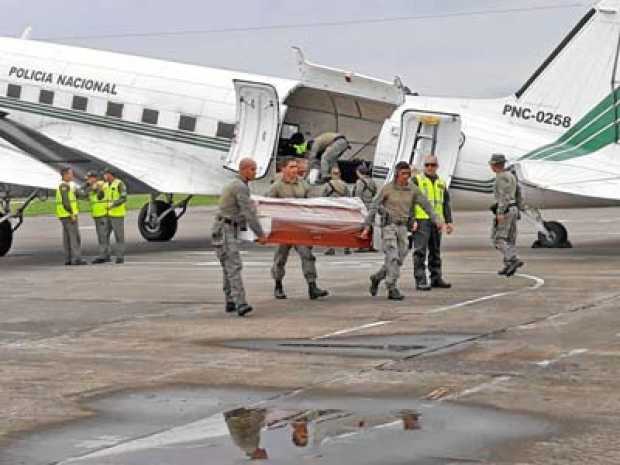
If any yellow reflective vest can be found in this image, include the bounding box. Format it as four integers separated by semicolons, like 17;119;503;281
89;181;109;218
414;174;445;221
293;142;308;155
107;179;126;218
55;182;79;219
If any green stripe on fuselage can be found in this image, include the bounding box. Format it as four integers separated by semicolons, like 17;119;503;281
520;88;620;161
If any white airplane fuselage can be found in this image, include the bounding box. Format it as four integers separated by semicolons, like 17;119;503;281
0;36;617;213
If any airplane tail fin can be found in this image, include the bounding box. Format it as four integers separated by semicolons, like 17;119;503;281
515;1;620;125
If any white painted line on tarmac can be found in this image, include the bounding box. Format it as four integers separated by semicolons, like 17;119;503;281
446;375;513;400
426;273;545;315
312;321;392;340
534;348;588;367
311;273;545;340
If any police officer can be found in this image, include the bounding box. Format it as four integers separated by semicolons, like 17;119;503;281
489;154;524;276
213;158;267;317
361;161;443;300
102;168;127;264
321;165;351;256
85;171;111;264
56;167;86;266
307;132;350;183
353;164;378;252
268;157;329;300
412;155;454;290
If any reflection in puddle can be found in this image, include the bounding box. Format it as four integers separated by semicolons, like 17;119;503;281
224;407;421;461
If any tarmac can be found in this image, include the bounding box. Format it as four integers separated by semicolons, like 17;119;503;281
2;206;620;464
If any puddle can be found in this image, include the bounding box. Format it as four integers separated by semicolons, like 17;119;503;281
222;334;476;359
1;387;553;465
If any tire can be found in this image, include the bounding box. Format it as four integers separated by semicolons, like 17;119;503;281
537;221;568;248
0;219;13;257
138;200;178;242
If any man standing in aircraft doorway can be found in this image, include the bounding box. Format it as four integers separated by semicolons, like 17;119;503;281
102;168;127;264
489;154;524;277
307;132;350;184
412;155;454;291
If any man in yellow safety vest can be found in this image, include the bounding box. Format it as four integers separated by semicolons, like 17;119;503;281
102;168;127;264
85;171;112;264
55;167;86;266
412;155;454;290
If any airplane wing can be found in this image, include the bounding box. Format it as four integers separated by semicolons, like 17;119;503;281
517;144;620;200
0;138;58;190
39;123;234;196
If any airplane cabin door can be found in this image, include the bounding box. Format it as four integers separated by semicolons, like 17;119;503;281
390;111;462;186
223;80;280;178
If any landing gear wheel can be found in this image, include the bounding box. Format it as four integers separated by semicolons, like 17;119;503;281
532;221;572;248
0;219;13;257
138;200;178;242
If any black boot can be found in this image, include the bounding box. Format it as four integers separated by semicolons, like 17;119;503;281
274;280;287;299
369;275;381;296
416;279;431;291
505;259;524;277
388;287;404;301
236;303;253;317
308;282;329;300
498;264;509;276
225;301;236;313
431;278;452;289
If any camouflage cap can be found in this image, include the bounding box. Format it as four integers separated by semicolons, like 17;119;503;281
102;166;115;175
489;153;507;165
85;170;98;178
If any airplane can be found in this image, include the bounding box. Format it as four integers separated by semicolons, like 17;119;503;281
1;0;619;258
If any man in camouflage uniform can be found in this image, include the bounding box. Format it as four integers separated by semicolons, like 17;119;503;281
353;164;378;252
223;408;268;460
489;153;524;277
307;132;350;182
321;165;351;256
268;157;329;300
212;158;267;317
361;161;443;300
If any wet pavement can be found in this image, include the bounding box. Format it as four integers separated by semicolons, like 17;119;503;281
1;387;551;465
2;207;620;464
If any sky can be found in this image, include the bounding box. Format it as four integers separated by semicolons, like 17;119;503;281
0;0;596;97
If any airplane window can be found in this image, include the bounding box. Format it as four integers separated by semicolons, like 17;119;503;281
72;96;88;111
39;90;54;105
216;122;235;139
142;108;159;125
6;84;21;99
179;115;197;132
107;102;124;118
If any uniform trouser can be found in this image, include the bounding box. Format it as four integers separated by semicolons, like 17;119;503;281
413;219;442;283
271;244;318;284
492;209;519;264
107;216;125;259
60;218;82;263
213;222;247;306
94;217;111;259
319;138;349;178
371;224;409;288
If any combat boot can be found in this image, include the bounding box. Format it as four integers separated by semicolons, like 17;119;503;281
225;301;236;313
236;303;253;317
324;248;336;256
308;282;329;300
498;264;509;275
274;280;287;299
387;287;404;301
369;275;381;296
431;278;452;289
415;279;431;291
505;259;524;277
